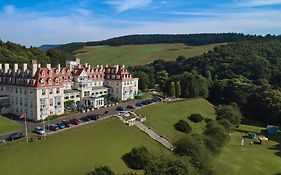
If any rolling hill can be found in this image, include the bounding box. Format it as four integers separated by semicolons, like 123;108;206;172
75;43;223;66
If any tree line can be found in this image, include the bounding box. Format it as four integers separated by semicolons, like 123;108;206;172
51;33;276;53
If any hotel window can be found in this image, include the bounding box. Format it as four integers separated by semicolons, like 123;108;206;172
49;89;53;95
56;88;60;94
48;78;52;85
50;98;53;106
76;94;79;98
42;89;46;95
41;71;45;77
84;91;90;97
48;70;52;75
40;78;45;85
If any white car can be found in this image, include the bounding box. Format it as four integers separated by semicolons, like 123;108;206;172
118;111;130;117
34;126;46;135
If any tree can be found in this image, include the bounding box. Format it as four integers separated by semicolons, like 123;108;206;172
174;120;192;133
216;103;242;128
156;70;169;91
89;166;115;175
135;71;150;91
188;114;203;123
168;81;176;97
144;155;195;175
175;81;181;97
122;147;151;170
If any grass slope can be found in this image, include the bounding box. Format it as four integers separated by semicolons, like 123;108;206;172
213;124;281;175
0;118;168;175
75;43;222;66
0;116;23;135
136;98;216;142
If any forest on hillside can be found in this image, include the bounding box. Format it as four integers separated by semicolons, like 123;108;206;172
129;38;281;125
0;40;74;66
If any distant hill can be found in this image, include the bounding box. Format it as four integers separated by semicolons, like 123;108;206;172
53;33;262;53
39;44;60;51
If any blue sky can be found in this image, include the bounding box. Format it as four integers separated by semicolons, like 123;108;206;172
0;0;280;46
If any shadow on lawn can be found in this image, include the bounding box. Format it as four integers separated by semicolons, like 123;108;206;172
267;132;281;158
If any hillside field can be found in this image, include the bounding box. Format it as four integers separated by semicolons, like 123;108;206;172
0;118;168;175
136;98;217;142
75;43;223;66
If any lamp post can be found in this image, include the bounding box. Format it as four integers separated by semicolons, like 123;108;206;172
24;114;28;143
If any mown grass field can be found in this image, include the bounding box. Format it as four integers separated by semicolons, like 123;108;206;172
75;43;223;66
213;124;281;175
0;116;23;135
0;118;168;175
136;98;217;142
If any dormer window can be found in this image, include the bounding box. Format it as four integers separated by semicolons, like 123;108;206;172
48;70;53;75
55;77;59;84
48;78;52;85
41;70;45;77
55;69;59;74
40;78;45;85
61;69;65;74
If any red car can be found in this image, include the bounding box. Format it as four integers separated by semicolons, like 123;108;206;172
62;120;73;127
127;105;136;110
70;118;81;125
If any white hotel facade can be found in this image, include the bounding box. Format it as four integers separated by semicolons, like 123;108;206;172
0;59;138;121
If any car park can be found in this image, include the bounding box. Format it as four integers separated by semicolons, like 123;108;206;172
70;118;81;125
57;122;66;129
6;132;24;141
34;126;46;135
127;105;136;110
116;106;125;111
62;120;73;127
88;114;101;120
46;124;59;131
81;116;92;122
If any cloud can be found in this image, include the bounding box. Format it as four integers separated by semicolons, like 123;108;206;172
75;8;92;16
106;0;152;13
235;0;281;7
3;5;15;15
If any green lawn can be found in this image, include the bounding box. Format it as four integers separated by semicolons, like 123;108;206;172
75;43;223;66
0;116;23;135
136;98;217;142
0;118;168;175
213;124;281;175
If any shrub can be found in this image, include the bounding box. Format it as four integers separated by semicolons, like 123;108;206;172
188;114;203;123
204;117;213;123
144;155;196;175
89;166;115;175
174;120;192;133
122;146;151;170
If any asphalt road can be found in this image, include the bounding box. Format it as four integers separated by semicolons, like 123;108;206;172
0;100;143;141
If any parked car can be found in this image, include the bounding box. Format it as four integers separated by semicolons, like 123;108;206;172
6;132;24;141
46;124;59;131
141;100;149;105
80;116;92;122
88;114;101;120
116;106;125;111
57;122;66;129
34;126;46;135
135;102;144;107
70;118;81;125
127;105;136;110
62;120;73;127
118;111;130;117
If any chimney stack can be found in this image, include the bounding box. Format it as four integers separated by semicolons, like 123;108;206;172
46;64;51;70
75;58;80;65
32;60;38;76
14;63;18;73
116;65;119;73
23;63;27;72
85;63;88;68
4;63;9;73
38;64;41;68
57;64;61;71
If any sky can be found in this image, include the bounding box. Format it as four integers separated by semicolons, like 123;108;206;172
0;0;280;46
